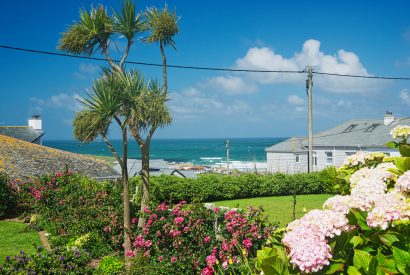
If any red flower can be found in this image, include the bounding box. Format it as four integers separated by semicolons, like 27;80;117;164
243;238;252;249
174;217;184;225
171;256;177;262
206;255;217;267
157;203;168;211
201;267;213;275
204;236;211;243
33;189;42;200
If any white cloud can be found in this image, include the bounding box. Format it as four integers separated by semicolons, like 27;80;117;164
74;63;99;80
235;39;387;93
287;94;305;106
400;89;410;105
31;93;83;112
204;76;257;95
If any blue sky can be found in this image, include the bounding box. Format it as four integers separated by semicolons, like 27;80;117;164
1;0;410;140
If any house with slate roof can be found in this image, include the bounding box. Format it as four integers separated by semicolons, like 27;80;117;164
265;112;408;174
0;115;44;144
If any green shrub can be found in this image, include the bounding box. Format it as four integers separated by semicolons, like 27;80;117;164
0;173;14;217
98;255;124;274
143;169;335;204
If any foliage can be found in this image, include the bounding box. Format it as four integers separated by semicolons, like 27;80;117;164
0;246;93;274
136;168;335;204
9;171;136;258
98;255;124;274
256;124;410;274
128;202;274;274
0;173;14;217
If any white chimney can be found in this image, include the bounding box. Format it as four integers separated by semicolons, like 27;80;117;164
28;115;42;130
384;111;395;125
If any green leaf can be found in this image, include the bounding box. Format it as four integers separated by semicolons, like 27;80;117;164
351;209;371;231
353;250;372;272
393;247;410;274
325;263;345;274
399;144;410;157
348;266;363;275
394;157;410;172
350;236;364;248
386;141;399;149
379;233;400;246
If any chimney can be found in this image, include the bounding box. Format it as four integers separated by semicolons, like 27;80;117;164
28;115;42;130
384;111;395;125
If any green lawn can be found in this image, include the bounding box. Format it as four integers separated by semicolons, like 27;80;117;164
0;221;41;263
214;194;331;227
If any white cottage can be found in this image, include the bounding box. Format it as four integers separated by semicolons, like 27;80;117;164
265;113;408;174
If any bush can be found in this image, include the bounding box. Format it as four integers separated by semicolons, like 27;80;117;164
144;168;335;204
0;173;14;217
10;171;135;258
0;246;93;274
129;202;275;274
98;255;124;274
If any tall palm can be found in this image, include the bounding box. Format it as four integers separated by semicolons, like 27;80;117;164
59;0;144;72
73;71;135;261
144;4;179;94
122;74;172;226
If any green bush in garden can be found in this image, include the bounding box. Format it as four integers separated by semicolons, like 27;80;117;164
0;173;14;217
141;168;335;204
98;255;124;274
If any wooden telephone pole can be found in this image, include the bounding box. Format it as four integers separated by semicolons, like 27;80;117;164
306;65;313;173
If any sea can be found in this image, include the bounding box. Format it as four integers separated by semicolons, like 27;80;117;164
44;138;287;168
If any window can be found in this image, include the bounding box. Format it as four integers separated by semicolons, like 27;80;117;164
295;153;300;163
343;124;358;133
326;152;333;165
345;152;355;156
364;123;381;132
313;152;317;166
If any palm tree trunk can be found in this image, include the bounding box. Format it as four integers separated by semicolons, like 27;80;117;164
121;127;132;269
138;142;150;228
160;42;167;95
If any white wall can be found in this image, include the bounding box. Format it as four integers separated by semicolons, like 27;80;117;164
267;147;399;174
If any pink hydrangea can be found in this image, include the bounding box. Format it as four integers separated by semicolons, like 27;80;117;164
125;250;135;257
395;171;410;193
206;255;217;267
201;266;213;275
204;236;211;243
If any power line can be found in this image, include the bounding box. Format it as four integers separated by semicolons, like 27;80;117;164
0;45;304;74
3;44;410;80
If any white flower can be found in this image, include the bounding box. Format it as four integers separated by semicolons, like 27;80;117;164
390;125;410;139
395;171;410;193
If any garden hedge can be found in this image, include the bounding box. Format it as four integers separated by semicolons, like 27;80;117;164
134;167;337;204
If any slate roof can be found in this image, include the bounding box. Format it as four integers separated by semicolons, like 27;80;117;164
265;117;410;153
0;134;119;180
0;126;44;143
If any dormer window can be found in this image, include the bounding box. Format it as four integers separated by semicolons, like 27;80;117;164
364;123;380;132
343;124;357;133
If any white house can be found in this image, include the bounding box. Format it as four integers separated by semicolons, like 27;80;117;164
265;113;408;174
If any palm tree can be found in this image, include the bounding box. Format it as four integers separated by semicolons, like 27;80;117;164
73;71;136;263
144;4;179;94
121;73;172;226
58;0;143;72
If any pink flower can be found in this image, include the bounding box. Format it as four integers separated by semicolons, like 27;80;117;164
201;267;213;275
222;241;230;251
131;218;138;224
144;240;152;247
171;256;177;262
170;230;182;238
230;239;238;246
155;230;161;237
178;200;187;205
160;216;166;221
158;255;164;262
206;255;217;267
157;203;168;211
133;235;146;248
33;189;42;200
125;250;135;257
214;207;220;213
222;261;228;270
103;226;111;233
174;217;184;225
183;226;190;232
243;238;252;249
204;236;211;243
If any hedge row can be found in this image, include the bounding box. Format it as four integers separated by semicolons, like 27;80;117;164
136;167;337;204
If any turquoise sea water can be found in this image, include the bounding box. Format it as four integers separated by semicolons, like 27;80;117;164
43;138;287;165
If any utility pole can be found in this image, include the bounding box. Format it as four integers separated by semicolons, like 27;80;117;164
226;140;230;174
306;65;313;173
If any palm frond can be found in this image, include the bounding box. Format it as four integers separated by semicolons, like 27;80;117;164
113;0;144;40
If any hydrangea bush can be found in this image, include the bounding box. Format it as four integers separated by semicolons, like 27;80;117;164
128;202;274;274
257;125;410;274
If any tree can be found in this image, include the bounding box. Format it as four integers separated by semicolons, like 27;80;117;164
120;73;172;227
144;4;179;94
59;0;144;262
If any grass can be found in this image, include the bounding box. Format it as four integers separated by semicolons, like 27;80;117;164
214;194;332;227
0;221;41;263
87;154;117;167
